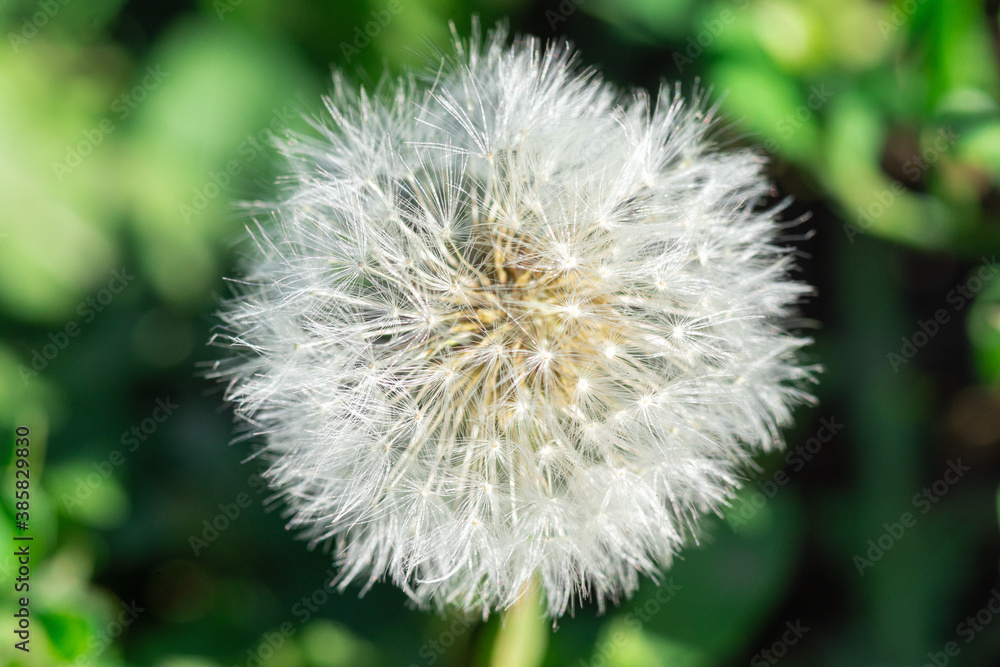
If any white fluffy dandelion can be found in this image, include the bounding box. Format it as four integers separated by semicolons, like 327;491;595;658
212;23;815;618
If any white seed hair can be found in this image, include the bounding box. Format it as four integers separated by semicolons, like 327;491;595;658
211;22;816;618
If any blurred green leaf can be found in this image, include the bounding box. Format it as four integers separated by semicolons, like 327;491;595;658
124;19;317;305
48;462;130;529
38;610;92;661
597;620;710;667
629;491;805;663
751;0;826;72
958;120;1000;180
714;60;824;162
299;619;380;667
0;47;120;323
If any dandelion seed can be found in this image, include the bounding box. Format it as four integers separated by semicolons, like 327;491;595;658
212;22;815;618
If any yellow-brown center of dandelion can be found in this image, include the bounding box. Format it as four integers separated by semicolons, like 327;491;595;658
395;207;626;447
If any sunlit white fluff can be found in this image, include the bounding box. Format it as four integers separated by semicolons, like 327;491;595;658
212;23;815;618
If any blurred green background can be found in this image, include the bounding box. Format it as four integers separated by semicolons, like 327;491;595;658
2;0;1000;665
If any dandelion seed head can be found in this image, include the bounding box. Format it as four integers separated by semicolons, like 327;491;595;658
213;22;815;618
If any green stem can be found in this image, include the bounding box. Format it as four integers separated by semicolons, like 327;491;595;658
489;583;548;667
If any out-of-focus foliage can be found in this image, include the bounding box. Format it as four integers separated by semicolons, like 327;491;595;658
1;0;999;665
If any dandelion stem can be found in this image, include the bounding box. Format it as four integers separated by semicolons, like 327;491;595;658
489;582;548;667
